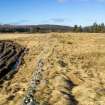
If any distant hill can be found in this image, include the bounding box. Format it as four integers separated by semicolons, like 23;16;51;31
0;23;105;33
0;24;73;33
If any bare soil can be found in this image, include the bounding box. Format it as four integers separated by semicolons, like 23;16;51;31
0;40;26;82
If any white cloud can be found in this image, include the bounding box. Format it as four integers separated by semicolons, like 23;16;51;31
51;18;65;22
57;0;67;3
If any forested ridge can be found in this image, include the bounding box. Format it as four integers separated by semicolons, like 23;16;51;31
0;23;105;33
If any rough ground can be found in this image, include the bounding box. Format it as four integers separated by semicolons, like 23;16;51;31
0;33;105;105
0;40;26;82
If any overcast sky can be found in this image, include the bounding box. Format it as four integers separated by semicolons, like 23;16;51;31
0;0;105;26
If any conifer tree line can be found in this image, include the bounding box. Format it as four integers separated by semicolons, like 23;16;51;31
73;23;105;33
0;22;105;33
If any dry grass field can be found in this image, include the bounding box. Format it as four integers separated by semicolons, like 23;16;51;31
0;33;105;105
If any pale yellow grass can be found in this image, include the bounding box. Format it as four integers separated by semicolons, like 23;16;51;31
0;33;105;105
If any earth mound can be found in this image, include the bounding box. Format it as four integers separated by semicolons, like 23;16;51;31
0;40;26;83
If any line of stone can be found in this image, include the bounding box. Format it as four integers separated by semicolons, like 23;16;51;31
22;39;57;105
